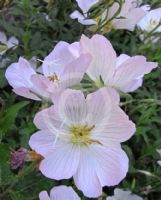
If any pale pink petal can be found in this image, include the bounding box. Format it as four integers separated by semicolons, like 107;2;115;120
13;87;41;101
60;54;91;88
74;146;102;198
29;130;55;157
86;87;119;126
93;145;129;187
92;106;136;144
86;87;135;144
116;54;130;68
128;78;143;92
68;42;80;58
39;142;80;179
109;0;146;31
39;191;50;200
58;89;87;125
112;8;146;31
30;74;52;100
34;106;67;131
80;35;116;84
50;186;80;200
112;56;157;92
5;57;36;89
42;41;75;77
75;0;99;13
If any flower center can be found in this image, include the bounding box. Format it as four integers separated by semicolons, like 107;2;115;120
148;19;159;31
48;72;58;81
70;124;102;146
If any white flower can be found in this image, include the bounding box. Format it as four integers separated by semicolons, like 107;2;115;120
106;188;143;200
157;149;161;166
137;7;161;32
0;31;19;55
71;0;146;31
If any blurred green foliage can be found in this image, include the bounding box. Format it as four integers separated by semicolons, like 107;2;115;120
0;0;161;199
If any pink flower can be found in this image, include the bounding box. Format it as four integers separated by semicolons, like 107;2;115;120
71;0;146;31
29;87;136;198
80;34;157;93
5;41;91;101
39;185;80;200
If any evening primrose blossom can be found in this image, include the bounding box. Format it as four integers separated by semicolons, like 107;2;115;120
106;188;143;200
29;87;135;198
79;34;157;93
0;31;19;55
71;0;147;31
137;7;161;32
39;185;80;200
5;41;91;101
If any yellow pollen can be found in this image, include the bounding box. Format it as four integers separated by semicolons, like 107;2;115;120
70;124;102;146
48;73;58;81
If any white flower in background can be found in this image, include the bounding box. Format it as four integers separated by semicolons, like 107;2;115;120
137;7;161;32
0;31;19;55
157;149;161;166
71;0;147;31
70;0;98;25
39;185;80;200
106;188;143;200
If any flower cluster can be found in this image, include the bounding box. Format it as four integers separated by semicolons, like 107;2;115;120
4;0;160;199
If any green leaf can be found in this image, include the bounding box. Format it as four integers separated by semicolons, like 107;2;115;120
0;101;29;138
0;143;10;165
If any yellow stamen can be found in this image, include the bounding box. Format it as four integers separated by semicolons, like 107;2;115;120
48;72;58;81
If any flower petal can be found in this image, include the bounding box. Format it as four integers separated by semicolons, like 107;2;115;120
0;31;7;44
75;0;99;13
74;146;102;198
92;106;136;144
80;34;116;84
50;186;80;200
34;105;67;131
13;87;41;101
7;36;19;49
39;191;50;200
93;145;129;186
58;89;87;125
39;142;80;179
112;56;157;92
60;54;91;88
29;130;55;157
5;57;36;89
70;10;97;25
42;41;75;77
86;87;119;126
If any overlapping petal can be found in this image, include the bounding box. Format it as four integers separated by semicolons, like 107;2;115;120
80;34;116;83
